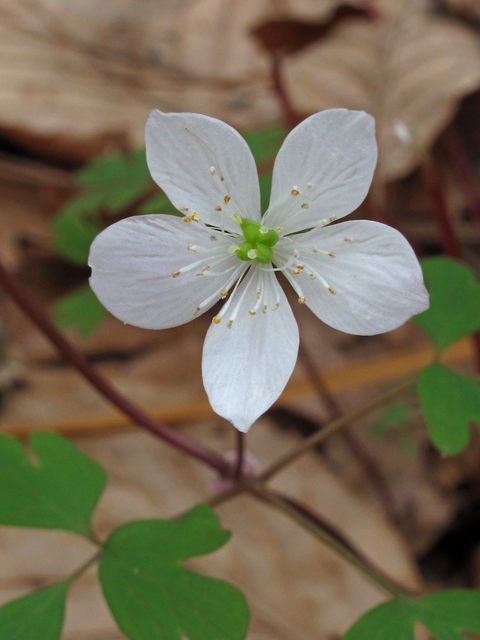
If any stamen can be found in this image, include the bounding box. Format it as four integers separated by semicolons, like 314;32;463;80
220;289;229;298
191;212;201;222
227;320;233;328
272;302;280;310
301;203;309;209
172;271;181;278
249;310;256;315
210;235;218;241
328;288;337;295
210;166;216;175
293;250;299;258
276;227;284;234
344;237;353;242
307;182;313;188
298;297;306;304
215;206;222;212
312;247;335;258
180;206;189;212
291;187;300;196
321;214;338;226
262;304;267;313
187;244;197;252
213;315;221;324
224;195;231;204
183;216;192;222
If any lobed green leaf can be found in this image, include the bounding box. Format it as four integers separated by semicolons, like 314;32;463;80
414;257;480;352
54;284;108;336
99;505;250;640
342;590;480;640
0;581;69;640
0;432;106;537
418;363;480;454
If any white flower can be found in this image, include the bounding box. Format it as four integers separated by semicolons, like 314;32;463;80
89;109;429;433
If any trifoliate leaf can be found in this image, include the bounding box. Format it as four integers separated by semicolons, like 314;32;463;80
54;284;108;336
99;505;250;640
0;581;69;640
76;148;152;213
243;125;286;165
0;432;106;537
418;363;480;454
414;257;480;352
342;590;480;640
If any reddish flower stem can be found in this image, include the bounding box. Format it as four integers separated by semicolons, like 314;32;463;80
0;260;232;476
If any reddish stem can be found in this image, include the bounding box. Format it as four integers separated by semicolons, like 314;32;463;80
442;124;480;228
0;260;232;476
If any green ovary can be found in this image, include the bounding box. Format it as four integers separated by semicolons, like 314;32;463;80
234;218;279;265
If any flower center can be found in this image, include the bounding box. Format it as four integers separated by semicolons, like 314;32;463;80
230;216;279;265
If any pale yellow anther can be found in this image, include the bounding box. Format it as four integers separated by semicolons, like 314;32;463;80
172;271;181;278
293;268;301;275
291;187;300;196
210;235;218;241
215;206;222;212
249;310;256;315
193;307;201;315
344;237;353;242
293;250;299;258
183;215;192;222
180;206;189;212
310;274;317;280
213;315;221;324
328;287;337;295
259;225;269;235
227;320;233;328
276;227;284;234
262;305;267;313
307;182;313;189
301;203;309;209
328;252;335;258
247;249;257;260
220;290;229;298
256;291;261;299
298;297;306;305
272;302;280;311
188;244;197;252
191;212;201;222
210;166;216;175
297;264;304;270
224;194;231;204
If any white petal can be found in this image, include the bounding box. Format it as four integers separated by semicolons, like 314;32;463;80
146;111;261;233
263;109;377;235
89;214;244;330
278;220;429;336
202;266;299;432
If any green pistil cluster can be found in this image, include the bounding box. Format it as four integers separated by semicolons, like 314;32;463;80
232;217;279;265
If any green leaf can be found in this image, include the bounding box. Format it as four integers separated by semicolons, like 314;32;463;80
0;581;69;640
0;432;107;537
342;590;480;640
418;363;480;454
370;402;415;438
99;505;250;640
76;148;152;213
54;284;107;336
243;125;286;165
52;199;101;265
414;257;480;351
139;193;182;216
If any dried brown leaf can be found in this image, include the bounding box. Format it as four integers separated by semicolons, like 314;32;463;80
284;0;480;180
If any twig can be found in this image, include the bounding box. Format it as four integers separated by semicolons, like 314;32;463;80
253;488;414;598
271;54;301;131
298;344;399;524
0;259;232;477
258;378;417;483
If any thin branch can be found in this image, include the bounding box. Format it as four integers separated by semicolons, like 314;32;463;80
254;488;414;598
258;378;417;483
0;260;232;477
298;344;399;524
